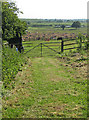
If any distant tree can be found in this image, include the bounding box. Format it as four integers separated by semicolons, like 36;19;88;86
27;21;30;24
56;20;63;23
61;25;65;30
71;21;81;29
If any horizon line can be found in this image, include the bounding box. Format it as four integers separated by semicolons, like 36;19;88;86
19;18;87;20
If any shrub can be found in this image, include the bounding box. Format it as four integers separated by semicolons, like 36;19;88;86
2;46;27;89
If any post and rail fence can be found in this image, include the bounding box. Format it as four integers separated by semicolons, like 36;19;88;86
23;38;86;57
3;38;87;57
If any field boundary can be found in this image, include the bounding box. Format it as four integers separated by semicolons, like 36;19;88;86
23;39;86;56
4;39;86;57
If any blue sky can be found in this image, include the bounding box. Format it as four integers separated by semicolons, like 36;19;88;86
14;0;88;19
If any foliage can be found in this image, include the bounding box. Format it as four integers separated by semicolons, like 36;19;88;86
2;46;27;89
2;2;27;41
61;25;65;30
31;24;52;27
76;33;88;50
71;21;81;29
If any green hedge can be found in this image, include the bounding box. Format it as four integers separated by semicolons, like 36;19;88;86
2;46;27;89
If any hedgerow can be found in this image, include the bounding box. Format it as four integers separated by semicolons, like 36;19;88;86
2;46;27;89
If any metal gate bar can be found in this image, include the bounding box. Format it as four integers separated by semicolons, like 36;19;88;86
24;43;41;54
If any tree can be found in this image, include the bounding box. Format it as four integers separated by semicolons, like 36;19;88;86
71;21;81;29
2;2;27;41
61;25;65;30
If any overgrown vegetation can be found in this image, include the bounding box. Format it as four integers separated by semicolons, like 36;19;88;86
2;46;27;90
2;1;28;90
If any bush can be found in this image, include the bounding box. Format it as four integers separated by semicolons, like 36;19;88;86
76;33;88;50
2;46;27;89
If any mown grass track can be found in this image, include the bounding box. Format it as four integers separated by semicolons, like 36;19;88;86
2;53;87;118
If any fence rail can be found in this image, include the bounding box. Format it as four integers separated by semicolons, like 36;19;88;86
62;39;85;52
4;38;86;57
64;42;77;46
25;43;41;54
64;47;80;51
64;39;76;42
43;42;61;44
23;39;86;56
43;44;60;54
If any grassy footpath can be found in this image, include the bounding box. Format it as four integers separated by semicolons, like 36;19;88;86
2;54;87;118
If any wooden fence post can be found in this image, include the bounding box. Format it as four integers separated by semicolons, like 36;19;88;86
80;37;82;49
41;43;42;57
61;40;64;52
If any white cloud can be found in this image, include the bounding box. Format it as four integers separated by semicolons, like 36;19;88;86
15;0;88;19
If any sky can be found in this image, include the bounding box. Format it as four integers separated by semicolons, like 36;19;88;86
13;0;88;19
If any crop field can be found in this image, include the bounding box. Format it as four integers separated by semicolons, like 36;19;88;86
22;19;87;42
2;20;88;118
27;27;87;35
23;27;87;42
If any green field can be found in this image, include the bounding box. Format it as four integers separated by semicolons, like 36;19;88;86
28;26;87;35
24;19;87;35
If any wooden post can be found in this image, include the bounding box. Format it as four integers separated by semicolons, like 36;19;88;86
61;40;64;52
80;37;82;49
41;43;42;57
11;44;13;48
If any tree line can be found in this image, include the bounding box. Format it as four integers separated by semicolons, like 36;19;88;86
60;21;81;30
26;20;81;30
